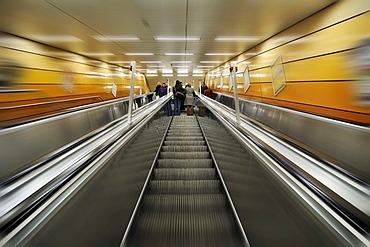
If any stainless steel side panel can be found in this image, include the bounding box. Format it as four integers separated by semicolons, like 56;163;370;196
214;93;370;183
0;94;153;181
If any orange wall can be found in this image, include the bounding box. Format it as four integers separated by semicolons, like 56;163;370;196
206;0;370;124
0;35;149;103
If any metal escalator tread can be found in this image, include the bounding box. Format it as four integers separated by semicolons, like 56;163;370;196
126;115;244;247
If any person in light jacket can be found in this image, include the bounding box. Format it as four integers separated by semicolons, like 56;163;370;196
184;83;195;115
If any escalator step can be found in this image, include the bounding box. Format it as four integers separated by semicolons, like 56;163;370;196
162;146;207;152
148;180;222;194
164;140;205;146
165;136;204;141
160;152;209;159
157;159;213;168
153;168;216;180
141;194;229;212
167;132;203;136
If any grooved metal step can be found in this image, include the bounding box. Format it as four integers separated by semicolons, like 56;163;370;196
164;140;205;146
157;159;213;168
148;180;222;194
125;115;245;247
154;168;216;180
160;151;209;159
162;146;207;152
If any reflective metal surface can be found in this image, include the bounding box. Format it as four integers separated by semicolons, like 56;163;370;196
0;93;154;182
213;92;370;184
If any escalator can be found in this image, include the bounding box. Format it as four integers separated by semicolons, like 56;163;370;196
2;110;367;246
124;115;247;247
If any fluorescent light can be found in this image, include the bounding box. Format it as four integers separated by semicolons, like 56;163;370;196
162;74;173;77
177;69;188;73
193;69;205;74
177;74;189;77
165;53;194;56
162;69;173;73
83;52;114;56
200;61;222;63
146;74;158;77
139;61;162;63
125;53;154;55
171;61;192;63
215;36;260;41
197;65;214;68
205;53;235;56
154;36;200;41
172;65;190;68
192;74;204;77
93;35;140;41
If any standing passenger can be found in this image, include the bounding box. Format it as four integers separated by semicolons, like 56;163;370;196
173;80;184;115
184;83;195;115
159;82;172;116
154;82;161;99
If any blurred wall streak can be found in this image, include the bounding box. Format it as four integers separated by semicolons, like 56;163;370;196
0;33;149;126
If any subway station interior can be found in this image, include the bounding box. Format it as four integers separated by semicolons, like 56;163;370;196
0;0;370;246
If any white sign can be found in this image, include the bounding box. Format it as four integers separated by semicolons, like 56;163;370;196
271;56;286;96
111;82;117;97
243;66;251;92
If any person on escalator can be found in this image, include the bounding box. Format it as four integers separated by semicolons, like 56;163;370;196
154;82;161;99
160;82;172;116
173;80;185;115
184;83;195;115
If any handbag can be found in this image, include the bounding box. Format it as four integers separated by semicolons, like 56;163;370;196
175;91;185;99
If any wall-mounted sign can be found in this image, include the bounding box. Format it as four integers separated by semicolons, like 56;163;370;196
243;66;251;92
271;56;286;96
220;74;223;88
111;82;117;97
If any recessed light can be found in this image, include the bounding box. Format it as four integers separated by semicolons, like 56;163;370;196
93;35;140;41
165;53;194;56
125;53;154;55
154;36;200;41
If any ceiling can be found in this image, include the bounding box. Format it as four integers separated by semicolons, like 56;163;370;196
0;0;336;79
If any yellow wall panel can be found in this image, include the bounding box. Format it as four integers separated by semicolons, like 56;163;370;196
284;51;353;81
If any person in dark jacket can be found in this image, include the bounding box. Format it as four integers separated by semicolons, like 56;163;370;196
173;80;184;115
160;82;172;116
154;82;161;98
